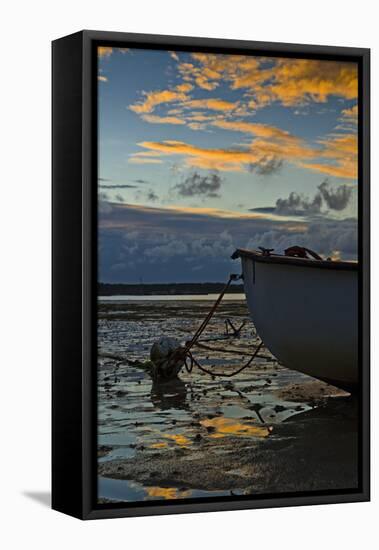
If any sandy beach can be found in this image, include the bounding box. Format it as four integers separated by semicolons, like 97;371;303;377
97;297;358;503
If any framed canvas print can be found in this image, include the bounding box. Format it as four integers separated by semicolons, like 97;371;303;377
52;30;370;519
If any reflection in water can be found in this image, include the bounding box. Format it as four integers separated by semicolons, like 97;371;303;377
200;416;270;438
150;377;188;410
145;486;191;500
150;432;191;449
99;475;231;502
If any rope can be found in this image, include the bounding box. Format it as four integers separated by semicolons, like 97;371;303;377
184;341;264;378
182;273;241;355
161;273;265;379
193;340;269;360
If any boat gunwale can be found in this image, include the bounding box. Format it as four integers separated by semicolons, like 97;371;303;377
231;248;358;271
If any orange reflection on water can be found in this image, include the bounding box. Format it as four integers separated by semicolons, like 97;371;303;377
149;431;191;449
150;442;167;449
146;486;191;500
200;417;269;438
164;433;191;446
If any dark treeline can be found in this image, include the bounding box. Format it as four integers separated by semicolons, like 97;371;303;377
98;282;244;296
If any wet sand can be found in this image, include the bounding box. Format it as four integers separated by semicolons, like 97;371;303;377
97;298;358;502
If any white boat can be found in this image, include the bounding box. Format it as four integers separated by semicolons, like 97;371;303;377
232;248;359;391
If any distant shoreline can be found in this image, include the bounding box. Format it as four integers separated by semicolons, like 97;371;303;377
98;282;244;296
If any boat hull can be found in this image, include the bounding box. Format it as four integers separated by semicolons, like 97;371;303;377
240;256;358;390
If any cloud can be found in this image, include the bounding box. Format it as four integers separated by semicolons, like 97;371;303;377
98;46;129;58
147;190;159;202
210;120;342;176
129;85;189;114
126;57;357;180
182;98;236;112
135;189;159;203
145;239;188;259
129;150;164;164
97;201;357;282
134;179;150;184
136;139;255;171
341;104;358;124
99;184;137;189
143;230;234;262
250;180;353;217
128;157;163;164
275;191;323;216
141;114;186;125
255;59;358;107
178;53;257;93
98;46;113;58
173;172;223;198
98;75;108;82
125;53;357;178
184;54;358;108
248;157;283;175
249;206;276;214
300;133;357;179
132;116;357;177
212;119;294;140
318;180;352;211
135;125;318;173
246;218;357;260
176;83;193;93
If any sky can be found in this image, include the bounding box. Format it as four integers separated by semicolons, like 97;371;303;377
98;46;358;283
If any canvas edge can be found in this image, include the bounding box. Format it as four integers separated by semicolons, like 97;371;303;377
52;31;85;519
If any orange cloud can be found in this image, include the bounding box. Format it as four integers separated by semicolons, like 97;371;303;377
137;139;256;171
129;89;188;114
98;46;113;58
194;75;219;90
213;119;294;140
212;119;357;178
135;121;357;178
129;82;193;115
126;51;358;179
265;59;358;106
303;133;358;179
176;83;193;93
183;98;236;111
141;114;186;125
213;120;319;164
187;113;213;122
341;104;358;125
299;161;356;179
180;53;261;93
184;54;358;108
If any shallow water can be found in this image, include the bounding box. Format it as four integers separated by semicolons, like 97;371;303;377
97;296;354;503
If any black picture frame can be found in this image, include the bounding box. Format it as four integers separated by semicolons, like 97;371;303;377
52;30;370;520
